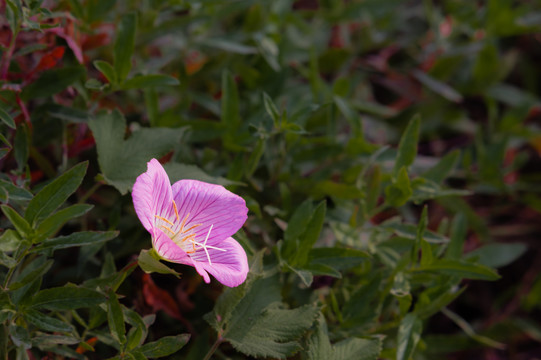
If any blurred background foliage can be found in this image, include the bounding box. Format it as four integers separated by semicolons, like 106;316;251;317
1;0;541;359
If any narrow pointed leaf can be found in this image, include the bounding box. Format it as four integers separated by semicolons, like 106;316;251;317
139;334;190;358
1;205;32;238
397;313;422;360
107;291;126;344
393;116;420;176
25;161;88;227
114;13;137;82
0;108;15;129
30;286;107;310
30;231;118;252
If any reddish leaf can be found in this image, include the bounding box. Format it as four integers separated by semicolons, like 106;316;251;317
185;50;207;75
329;25;344;48
47;26;84;64
26;46;65;81
82;31;112;51
76;337;98;354
142;273;183;321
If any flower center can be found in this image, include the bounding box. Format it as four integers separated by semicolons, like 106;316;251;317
154;200;226;265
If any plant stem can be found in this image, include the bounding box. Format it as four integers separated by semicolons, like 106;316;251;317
202;336;223;360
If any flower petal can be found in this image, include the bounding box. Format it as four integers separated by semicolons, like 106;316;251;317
171;180;248;246
152;228;194;265
190;237;249;287
132;159;174;232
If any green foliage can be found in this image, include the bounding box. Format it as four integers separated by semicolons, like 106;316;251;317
306;314;381;360
206;257;319;358
1;0;539;358
88;110;183;194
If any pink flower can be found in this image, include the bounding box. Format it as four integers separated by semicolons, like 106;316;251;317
132;159;249;287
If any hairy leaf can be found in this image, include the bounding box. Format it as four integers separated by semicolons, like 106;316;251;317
88;110;183;194
307;314;381;360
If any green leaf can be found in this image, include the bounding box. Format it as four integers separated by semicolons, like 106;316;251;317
445;214;467;259
381;222;448;244
385;167;413;207
294;200;326;266
245;138;265;177
138;249;181;277
393;115;420;176
414;259;500;281
199;38;256;54
13;124;29;171
31;334;80;346
122;74;179;90
263;92;280;127
94;60;117;85
46;105;90;123
9;259;53;291
0;251;17;268
466;243;527;268
284;200;313;246
139;334;190;358
25;161;88;227
124;308;151;350
308;247;369;270
107;291;126;345
413;285;466;320
422;150;460;184
114;12;137;83
441;307;505;349
1;205;32;238
9;324;31;350
0;107;15;129
24;309;73;333
163;163;241;187
208;274;318;359
88;110;183;194
397;313;422;360
30;286;107;310
307;314;381;360
0;179;32;202
35;204;93;240
30;231;118;253
287;265;314;287
21;66;85;100
416;206;433;266
412;69;463;102
221;70;240;136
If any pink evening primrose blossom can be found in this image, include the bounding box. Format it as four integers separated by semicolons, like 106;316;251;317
132;159;249;287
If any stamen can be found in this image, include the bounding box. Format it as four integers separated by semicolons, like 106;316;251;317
172;201;179;221
154;215;174;226
181;233;196;242
201;225;213;265
192;242;227;252
161;225;175;235
179;213;189;233
183;223;202;233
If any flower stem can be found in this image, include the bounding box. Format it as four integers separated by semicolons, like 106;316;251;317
202;336;223;360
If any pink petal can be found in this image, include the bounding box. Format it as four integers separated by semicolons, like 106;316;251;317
132;159;174;233
152;228;194;265
190;237;249;287
170;180;248;247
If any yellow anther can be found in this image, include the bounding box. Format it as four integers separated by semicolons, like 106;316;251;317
155;215;174;226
